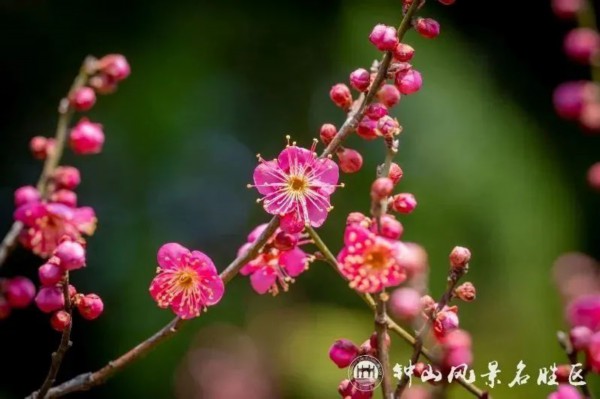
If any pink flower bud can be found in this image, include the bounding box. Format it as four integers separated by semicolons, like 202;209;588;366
390;193;417;214
371;177;394;201
389;287;422;321
564;28;600;64
588;162;600;190
377;84;401;108
455;282;476;302
548;384;585;399
69;87;96;112
29;136;55;160
442;346;473;368
555;365;572;383
14;186;40;207
68;284;78;302
35;286;64;313
349;68;371;92
441;329;472;351
89;74;117;95
552;0;584;19
54;240;86;271
330;83;353;110
346;212;370;227
365;103;388;120
338;379;352;397
449;246;471;270
337;148;363;174
77;293;104;320
320;123;337;145
378;116;401;138
279;212;305;234
395;69;423;95
393;43;415;62
5;277;36;308
369;331;391;352
273;231;298;251
414;18;441;39
438;0;456;5
570;326;592;350
421;295;436;315
329;339;359;368
388;163;403;185
369;24;399;51
50;310;71;332
50;189;78;207
359;338;376;356
98;54;131;81
0;297;11;319
356;117;379;140
372;214;403;240
70;119;105;155
553;81;588;120
39;262;64;287
53;166;81;190
434;307;459;338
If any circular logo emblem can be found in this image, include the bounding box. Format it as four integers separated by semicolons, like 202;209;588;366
349;355;384;391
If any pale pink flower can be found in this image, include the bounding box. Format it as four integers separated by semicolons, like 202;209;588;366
337;223;407;293
14;202;96;258
252;142;340;233
239;224;310;295
149;243;224;319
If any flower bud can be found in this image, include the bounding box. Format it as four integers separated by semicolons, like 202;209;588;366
77;293;104;320
377;84;401;108
279;212;305;234
420;295;436;315
89;74;117;94
50;189;78;207
329;339;360;368
449;246;471;271
454;282;476;302
442;346;473;368
564;28;600;64
346;212;370;227
14;186;40;207
390;193;417;214
372;214;403;240
5;277;36;308
393;43;415;62
30;136;55;160
273;231;298;251
338;379;353;397
581;101;600;132
50;310;72;332
69;87;96;112
590;332;600;372
98;54;131;81
553;81;592;120
371;177;394;201
552;0;584;19
365;103;388;120
359;338;376;356
377;116;401;138
369;24;399;51
389;287;422;321
320;123;337;145
39;262;64;287
337;148;363;174
395;69;423;95
570;326;593;350
70;119;105;155
53;166;81;190
548;384;587;399
388;163;403;185
330;84;353;110
35;286;65;313
588;162;600;190
555;365;572;383
349;68;371;92
356;117;379;140
414;18;441;39
54;240;86;271
0;297;11;319
434;307;459;338
441;329;472;351
369;331;391;352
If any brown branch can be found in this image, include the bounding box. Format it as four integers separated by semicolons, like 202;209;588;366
0;57;96;269
32;274;74;399
557;331;593;399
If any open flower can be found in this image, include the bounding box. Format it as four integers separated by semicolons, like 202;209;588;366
238;223;310;295
14;202;96;258
149;243;224;319
337;222;407;293
251;141;340;233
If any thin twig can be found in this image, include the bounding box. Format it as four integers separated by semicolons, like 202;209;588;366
0;57;95;269
33;274;73;399
305;226;489;399
558;331;593;399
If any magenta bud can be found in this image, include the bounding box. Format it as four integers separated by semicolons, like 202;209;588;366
39;263;64;287
0;297;11;319
388;163;403;185
320;124;337;145
369;24;399;51
53;166;81;190
449;246;471;270
14;186;40;207
370;177;394;201
336;148;363;174
50;310;72;332
395;69;423;95
330;83;353;110
570;326;593;351
329;339;359;368
5;277;36;308
30;136;55;160
35;286;65;313
552;0;584;19
564;28;600;64
414;18;441;39
69;119;105;155
54;240;86;271
356;117;379;140
69;87;96;112
372;214;403;240
378;116;401;138
77;293;104;320
349;68;371;92
273;231;298;251
365;103;388;120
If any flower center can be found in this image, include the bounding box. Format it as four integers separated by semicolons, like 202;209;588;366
175;268;198;289
287;174;308;193
365;246;389;270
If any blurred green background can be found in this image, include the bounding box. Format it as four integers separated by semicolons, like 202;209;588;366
1;0;599;398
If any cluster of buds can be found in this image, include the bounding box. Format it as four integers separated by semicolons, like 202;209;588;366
552;1;600;133
34;238;104;331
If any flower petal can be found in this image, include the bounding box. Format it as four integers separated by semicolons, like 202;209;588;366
149;272;175;309
277;146;315;173
200;275;225;306
157;243;190;270
306;195;329;228
73;207;97;236
247;223;269;243
310;158;339;194
253;160;285;195
279;211;305;234
250;269;277;294
190;250;218;274
280;247;308;277
14;202;47;226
